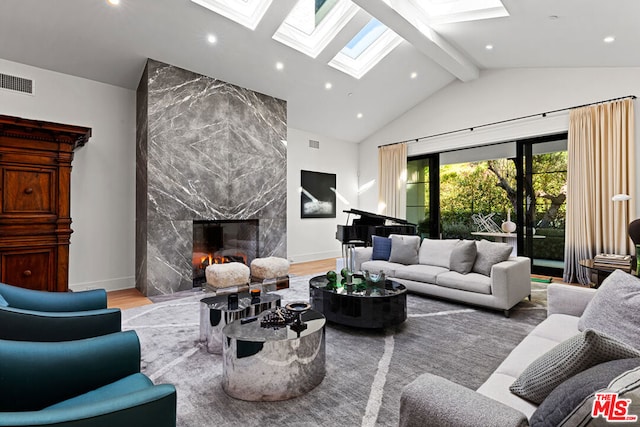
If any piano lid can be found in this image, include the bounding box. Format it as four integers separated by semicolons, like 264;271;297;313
342;209;416;226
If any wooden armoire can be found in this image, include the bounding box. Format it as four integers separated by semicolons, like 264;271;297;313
0;115;91;292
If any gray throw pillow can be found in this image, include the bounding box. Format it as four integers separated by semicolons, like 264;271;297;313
530;358;640;427
559;366;640;426
578;269;640;350
509;329;640;404
449;240;477;274
472;239;512;276
388;235;420;265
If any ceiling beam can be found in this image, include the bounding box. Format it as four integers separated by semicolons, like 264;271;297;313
254;0;299;37
351;0;479;82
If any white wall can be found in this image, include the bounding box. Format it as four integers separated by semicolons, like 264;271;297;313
287;127;359;263
0;59;136;291
358;67;640;214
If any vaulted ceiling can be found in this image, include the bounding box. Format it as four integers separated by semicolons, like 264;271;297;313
0;0;638;142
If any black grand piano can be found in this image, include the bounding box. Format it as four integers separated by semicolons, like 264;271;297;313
336;209;417;247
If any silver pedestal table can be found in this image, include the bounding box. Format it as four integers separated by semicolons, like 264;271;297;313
199;292;281;354
222;309;326;401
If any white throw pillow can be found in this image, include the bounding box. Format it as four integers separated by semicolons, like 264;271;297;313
418;239;460;268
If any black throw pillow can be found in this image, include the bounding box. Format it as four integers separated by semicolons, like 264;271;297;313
529;358;640;427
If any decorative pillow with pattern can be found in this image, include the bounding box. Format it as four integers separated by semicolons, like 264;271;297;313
510;329;640;404
558;366;640;426
529;358;640;427
371;236;392;261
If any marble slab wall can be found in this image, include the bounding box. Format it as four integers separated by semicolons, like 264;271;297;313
136;59;287;296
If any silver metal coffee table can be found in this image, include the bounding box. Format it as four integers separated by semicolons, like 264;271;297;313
222;308;326;401
199;292;281;354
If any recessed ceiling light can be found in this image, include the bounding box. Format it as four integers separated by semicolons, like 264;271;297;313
275;62;284;70
410;72;418;79
485;44;494;50
207;34;217;44
325;82;332;90
603;36;615;43
107;0;120;5
357;113;363;119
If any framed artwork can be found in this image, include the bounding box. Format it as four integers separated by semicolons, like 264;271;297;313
300;170;336;218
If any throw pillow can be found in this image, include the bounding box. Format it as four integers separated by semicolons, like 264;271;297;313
509;329;640;404
0;293;7;307
529;357;640;427
371;236;392;261
578;269;640;350
449;240;477;274
559;366;640;426
418;239;460;268
388;235;420;265
472;239;512;276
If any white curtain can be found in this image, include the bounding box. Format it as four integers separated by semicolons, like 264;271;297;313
378;143;407;218
563;98;636;284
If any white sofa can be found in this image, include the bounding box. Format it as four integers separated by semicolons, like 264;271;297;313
353;237;531;317
398;283;598;426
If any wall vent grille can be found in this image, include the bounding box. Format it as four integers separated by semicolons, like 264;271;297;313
0;73;33;95
309;139;320;149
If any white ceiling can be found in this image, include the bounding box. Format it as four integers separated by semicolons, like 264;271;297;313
0;0;638;142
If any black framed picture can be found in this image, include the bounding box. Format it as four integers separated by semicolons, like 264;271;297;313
300;170;336;218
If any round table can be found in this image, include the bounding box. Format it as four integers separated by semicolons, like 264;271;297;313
199;292;281;354
222;309;326;401
309;275;407;328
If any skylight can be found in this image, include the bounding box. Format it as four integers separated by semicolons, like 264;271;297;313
341;19;387;59
272;0;359;59
328;18;403;79
190;0;273;31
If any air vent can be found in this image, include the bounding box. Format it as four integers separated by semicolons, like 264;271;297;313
309;139;320;149
0;73;33;95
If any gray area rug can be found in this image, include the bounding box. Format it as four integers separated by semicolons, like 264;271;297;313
123;275;548;426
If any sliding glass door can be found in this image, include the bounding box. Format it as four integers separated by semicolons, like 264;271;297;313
407;133;568;276
517;135;568;276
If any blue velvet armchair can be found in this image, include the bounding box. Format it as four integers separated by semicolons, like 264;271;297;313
0;330;177;427
0;282;121;341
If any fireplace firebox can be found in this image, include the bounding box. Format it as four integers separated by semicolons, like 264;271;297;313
192;220;259;286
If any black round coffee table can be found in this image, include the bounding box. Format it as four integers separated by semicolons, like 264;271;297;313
309;275;407;328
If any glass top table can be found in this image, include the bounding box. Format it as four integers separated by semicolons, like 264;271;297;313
309;274;407;328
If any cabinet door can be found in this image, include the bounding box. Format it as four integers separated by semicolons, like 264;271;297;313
1;249;55;291
2;167;55;215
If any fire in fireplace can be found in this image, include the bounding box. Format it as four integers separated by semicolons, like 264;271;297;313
192;219;259;286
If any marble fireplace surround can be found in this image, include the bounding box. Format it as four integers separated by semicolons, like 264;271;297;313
136;59;287;296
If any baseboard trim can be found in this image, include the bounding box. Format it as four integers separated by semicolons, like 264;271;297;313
69;276;135;292
290;250;341;264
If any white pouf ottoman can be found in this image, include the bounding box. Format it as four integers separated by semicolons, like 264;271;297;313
250;257;290;290
205;262;250;293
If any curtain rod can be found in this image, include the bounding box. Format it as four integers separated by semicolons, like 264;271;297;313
378;94;637;148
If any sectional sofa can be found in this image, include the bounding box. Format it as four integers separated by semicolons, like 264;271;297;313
399;269;640;426
353;235;531;316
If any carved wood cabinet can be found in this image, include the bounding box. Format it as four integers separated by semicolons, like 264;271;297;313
0;115;90;291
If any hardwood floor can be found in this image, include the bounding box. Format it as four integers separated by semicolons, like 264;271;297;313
107;258;338;310
107;288;152;310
